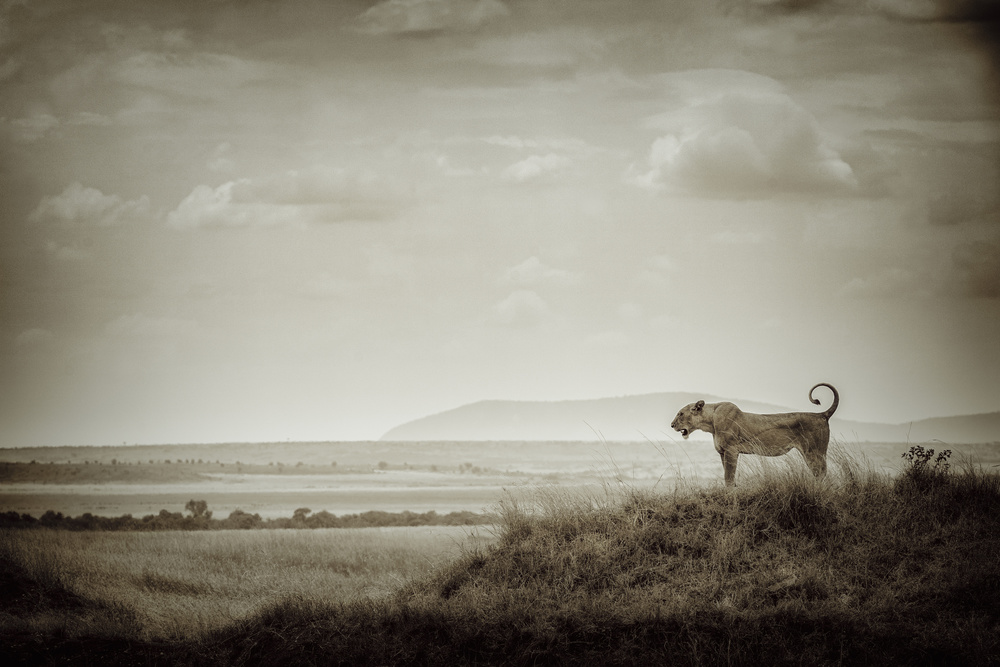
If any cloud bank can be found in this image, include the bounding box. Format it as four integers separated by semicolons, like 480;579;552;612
167;167;404;229
635;91;857;196
355;0;509;35
29;183;153;227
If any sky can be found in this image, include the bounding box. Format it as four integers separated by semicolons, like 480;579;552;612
1;0;999;446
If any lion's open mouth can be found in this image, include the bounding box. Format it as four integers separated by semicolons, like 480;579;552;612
679;428;689;439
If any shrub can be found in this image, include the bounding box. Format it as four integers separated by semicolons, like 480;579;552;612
896;444;952;495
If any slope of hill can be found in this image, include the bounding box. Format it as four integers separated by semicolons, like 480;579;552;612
380;393;1000;443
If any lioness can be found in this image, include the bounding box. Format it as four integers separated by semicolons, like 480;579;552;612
670;383;839;486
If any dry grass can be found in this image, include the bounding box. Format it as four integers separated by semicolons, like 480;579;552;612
2;445;999;665
0;526;489;641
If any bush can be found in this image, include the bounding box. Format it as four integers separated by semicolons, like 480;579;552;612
895;444;952;495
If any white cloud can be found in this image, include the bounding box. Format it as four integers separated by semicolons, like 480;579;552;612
634;91;857;196
167;166;404;229
501;153;572;183
29;183;153;227
168;181;254;229
483;135;538;149
491;290;549;327
355;0;509;35
500;256;581;287
482;134;598;157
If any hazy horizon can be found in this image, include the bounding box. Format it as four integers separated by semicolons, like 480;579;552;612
2;1;999;447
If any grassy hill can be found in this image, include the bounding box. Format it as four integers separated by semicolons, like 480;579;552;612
3;447;999;665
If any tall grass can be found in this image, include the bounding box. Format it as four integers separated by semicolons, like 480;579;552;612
0;526;487;641
3;446;999;665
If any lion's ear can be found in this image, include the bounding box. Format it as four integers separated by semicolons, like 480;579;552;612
694;400;705;412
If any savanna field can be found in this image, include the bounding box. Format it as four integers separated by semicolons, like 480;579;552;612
1;445;999;666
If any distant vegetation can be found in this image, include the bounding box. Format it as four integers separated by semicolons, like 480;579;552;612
0;460;373;485
2;446;998;665
0;503;487;531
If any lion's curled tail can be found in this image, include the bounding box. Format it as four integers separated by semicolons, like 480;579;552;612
809;383;839;420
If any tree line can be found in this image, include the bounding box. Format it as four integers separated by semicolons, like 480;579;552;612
0;501;489;531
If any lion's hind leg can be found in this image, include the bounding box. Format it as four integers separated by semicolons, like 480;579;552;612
803;450;827;478
800;437;829;478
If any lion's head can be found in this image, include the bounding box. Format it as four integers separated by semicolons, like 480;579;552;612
671;400;706;439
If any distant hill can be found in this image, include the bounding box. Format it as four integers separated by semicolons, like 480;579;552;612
380;393;1000;444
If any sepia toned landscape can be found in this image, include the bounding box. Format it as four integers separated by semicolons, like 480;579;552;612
4;0;1000;664
2;440;999;664
2;401;1000;663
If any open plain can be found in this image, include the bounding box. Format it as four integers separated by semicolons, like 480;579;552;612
1;440;998;520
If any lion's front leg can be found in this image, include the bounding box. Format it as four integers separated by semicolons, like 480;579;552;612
720;448;739;487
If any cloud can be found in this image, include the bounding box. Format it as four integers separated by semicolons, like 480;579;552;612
29;183;153;227
483;134;597;156
633;91;857;196
952;241;1000;298
168;181;252;229
167;166;404;229
354;0;509;36
501;153;572;183
500;257;581;287
491;290;549;327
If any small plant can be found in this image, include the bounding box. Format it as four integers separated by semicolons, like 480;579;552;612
901;445;952;475
897;445;952;494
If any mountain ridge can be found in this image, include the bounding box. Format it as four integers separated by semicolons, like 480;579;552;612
380;392;1000;443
